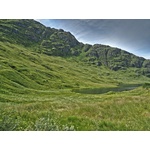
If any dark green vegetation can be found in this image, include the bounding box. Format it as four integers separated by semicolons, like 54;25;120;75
0;19;150;130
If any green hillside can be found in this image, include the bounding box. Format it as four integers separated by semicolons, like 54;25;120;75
0;19;150;130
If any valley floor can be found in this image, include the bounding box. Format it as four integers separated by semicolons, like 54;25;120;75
0;86;150;131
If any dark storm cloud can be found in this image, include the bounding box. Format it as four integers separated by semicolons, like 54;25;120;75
38;19;150;59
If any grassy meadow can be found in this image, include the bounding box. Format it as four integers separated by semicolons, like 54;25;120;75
0;42;150;130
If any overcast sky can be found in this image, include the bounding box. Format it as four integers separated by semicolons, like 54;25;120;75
37;19;150;59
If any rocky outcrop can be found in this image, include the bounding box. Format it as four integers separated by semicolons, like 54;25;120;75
84;44;147;71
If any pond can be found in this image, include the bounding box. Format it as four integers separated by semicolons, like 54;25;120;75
72;84;141;94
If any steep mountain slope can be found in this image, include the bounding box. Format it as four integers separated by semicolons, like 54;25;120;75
0;41;113;91
84;44;150;75
0;19;82;56
1;19;150;72
0;19;150;65
0;19;150;93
